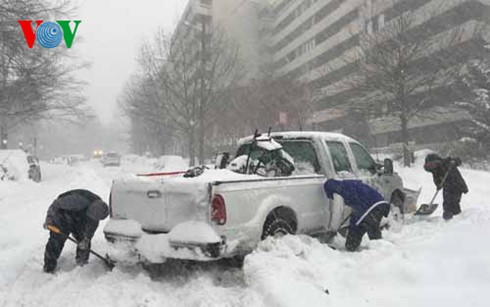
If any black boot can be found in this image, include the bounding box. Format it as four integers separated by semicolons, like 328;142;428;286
443;211;453;220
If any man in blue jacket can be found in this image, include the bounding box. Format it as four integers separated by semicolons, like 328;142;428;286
324;179;390;251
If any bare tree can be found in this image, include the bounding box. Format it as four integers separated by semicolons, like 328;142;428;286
455;44;490;150
118;74;175;155
127;26;243;165
341;8;465;166
0;0;90;149
223;75;316;137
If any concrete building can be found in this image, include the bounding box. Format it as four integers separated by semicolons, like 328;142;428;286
172;0;263;80
259;0;490;146
173;0;490;146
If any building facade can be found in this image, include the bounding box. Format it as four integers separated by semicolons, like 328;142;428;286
172;0;263;80
173;0;490;146
260;0;490;146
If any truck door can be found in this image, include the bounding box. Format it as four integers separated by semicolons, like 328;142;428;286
324;140;356;231
348;142;394;201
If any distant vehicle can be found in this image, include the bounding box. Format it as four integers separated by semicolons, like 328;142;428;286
101;151;121;167
0;150;41;182
93;150;104;159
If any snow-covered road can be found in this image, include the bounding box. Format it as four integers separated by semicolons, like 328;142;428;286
1;159;489;307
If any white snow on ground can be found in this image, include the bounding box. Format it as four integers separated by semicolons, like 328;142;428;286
1;156;490;306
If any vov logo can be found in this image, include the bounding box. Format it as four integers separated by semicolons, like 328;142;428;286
18;20;81;49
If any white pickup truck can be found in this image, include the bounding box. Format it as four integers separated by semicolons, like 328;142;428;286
104;131;418;262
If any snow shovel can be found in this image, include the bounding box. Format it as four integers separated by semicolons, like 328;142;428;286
47;225;115;270
414;164;453;216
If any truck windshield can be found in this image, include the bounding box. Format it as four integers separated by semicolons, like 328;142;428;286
237;139;321;174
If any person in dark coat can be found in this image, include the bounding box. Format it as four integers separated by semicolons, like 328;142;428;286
424;154;468;220
324;179;390;251
43;189;109;273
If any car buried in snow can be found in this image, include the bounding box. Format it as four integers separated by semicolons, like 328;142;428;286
104;131;419;263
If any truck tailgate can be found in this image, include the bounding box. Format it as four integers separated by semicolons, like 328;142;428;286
111;176;210;232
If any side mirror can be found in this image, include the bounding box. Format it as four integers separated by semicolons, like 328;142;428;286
215;152;230;169
384;158;394;175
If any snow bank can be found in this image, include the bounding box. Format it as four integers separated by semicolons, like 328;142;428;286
2;151;490;307
168;221;221;244
104;219;143;238
153;155;189;172
0;150;30;181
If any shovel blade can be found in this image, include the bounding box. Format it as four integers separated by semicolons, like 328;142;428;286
414;203;439;216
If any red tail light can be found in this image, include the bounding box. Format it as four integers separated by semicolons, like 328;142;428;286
211;194;227;225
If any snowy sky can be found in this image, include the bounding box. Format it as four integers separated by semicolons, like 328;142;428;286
75;0;187;124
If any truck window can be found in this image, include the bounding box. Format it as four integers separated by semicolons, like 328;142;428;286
350;143;376;174
326;141;352;174
280;140;321;174
236;140;321;174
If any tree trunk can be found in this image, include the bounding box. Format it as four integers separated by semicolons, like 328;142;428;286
198;119;204;165
0;124;7;149
400;114;411;167
189;127;196;167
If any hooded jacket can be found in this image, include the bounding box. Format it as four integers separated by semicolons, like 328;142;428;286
424;154;468;194
46;189;109;239
324;179;389;226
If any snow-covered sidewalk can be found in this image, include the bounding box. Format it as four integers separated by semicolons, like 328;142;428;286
1;161;489;307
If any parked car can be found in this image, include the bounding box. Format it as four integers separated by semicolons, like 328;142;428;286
0;150;41;182
104;131;418;263
101;152;121;167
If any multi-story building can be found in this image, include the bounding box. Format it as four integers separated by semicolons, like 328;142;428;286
173;0;490;147
172;0;263;80
259;0;490;146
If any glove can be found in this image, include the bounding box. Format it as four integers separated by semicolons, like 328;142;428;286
43;216;54;230
77;238;90;250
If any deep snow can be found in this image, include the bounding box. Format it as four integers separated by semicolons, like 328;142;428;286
1;157;489;307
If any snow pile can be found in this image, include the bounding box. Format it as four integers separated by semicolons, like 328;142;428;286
0;150;30;181
104;219;143;238
168;221;221;244
153;155;189;172
1;153;490;306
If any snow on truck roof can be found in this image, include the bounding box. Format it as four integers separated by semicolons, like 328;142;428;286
238;131;358;145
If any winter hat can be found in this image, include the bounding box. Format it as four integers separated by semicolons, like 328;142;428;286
86;199;109;221
324;179;343;199
424;153;442;171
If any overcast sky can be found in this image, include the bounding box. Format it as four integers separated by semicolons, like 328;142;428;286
76;0;187;124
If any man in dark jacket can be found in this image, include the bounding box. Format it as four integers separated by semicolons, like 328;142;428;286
324;179;390;251
43;189;109;273
424;154;468;220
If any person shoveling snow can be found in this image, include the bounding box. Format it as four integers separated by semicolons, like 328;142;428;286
423;154;469;220
42;189;109;273
324;179;390;251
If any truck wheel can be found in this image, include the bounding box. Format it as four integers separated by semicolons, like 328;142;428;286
261;217;294;240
